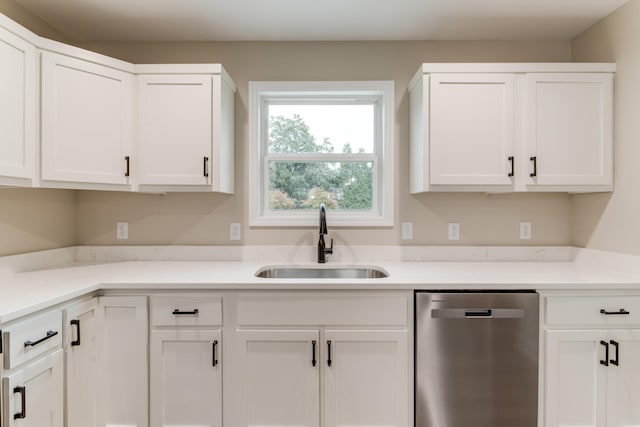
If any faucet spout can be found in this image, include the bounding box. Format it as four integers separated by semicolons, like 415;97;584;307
318;203;333;263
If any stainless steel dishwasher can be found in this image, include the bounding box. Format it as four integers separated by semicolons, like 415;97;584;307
415;291;539;427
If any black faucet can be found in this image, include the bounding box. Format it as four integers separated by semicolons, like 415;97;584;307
318;203;333;263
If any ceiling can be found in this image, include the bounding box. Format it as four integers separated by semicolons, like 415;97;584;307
12;0;629;42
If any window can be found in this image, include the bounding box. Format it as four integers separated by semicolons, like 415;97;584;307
249;81;394;227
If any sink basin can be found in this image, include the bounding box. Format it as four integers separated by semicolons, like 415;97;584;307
255;266;389;279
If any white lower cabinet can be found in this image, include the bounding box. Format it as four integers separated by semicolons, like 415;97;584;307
323;330;408;427
2;348;63;427
237;328;408;427
543;293;640;427
234;291;411;427
150;329;223;427
98;296;148;427
64;298;99;427
238;330;321;427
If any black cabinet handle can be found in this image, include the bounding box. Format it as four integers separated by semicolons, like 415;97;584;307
172;309;199;316
13;386;26;419
600;309;630;315
125;156;130;177
600;340;609;366
610;340;619;366
529;156;537;177
204;156;209;177
24;330;58;347
212;340;218;367
508;156;514;177
312;340;317;367
327;340;332;367
70;320;81;346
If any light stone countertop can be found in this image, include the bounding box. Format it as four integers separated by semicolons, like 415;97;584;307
1;245;640;323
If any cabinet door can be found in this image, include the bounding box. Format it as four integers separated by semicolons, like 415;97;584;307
2;348;63;427
41;52;134;186
65;298;98;427
545;330;607;427
0;26;36;183
150;329;222;427
237;330;320;427
98;296;148;427
429;73;514;186
323;330;408;427
606;329;640;427
525;73;613;187
138;74;213;185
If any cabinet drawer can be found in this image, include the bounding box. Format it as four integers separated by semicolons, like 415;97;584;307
2;310;62;369
237;293;409;326
546;295;640;327
151;296;222;327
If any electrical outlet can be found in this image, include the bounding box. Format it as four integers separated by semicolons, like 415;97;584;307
520;221;532;240
230;223;241;241
401;222;413;240
116;222;128;240
448;223;460;241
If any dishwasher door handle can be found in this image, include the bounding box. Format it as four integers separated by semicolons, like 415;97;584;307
431;308;526;319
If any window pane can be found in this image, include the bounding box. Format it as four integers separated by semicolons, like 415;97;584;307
268;161;374;211
268;104;375;154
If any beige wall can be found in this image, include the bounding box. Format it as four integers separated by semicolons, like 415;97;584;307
0;0;68;42
74;40;573;246
0;189;76;256
572;0;640;255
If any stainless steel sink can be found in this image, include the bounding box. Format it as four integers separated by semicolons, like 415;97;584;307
255;266;389;279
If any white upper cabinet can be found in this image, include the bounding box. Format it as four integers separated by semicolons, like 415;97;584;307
0;22;37;186
429;73;515;187
40;51;135;190
137;66;236;193
525;73;613;190
410;63;615;193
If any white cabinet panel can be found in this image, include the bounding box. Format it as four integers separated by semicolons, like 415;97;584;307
525;73;613;188
138;74;213;186
0;26;36;184
323;330;408;427
606;330;640;427
65;298;98;427
545;330;607;427
150;329;222;427
430;73;514;186
2;349;63;427
98;296;147;427
237;330;320;427
41;52;134;188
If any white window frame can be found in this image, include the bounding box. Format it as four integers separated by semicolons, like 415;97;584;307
248;81;394;227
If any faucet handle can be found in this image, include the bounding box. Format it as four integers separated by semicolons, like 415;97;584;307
326;238;334;254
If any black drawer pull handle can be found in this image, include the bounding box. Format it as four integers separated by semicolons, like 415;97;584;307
204;156;209;177
610;340;619;366
530;156;537;177
125;156;130;177
312;340;317;367
13;386;26;419
508;156;514;177
172;309;199;316
327;340;332;367
70;320;81;346
24;330;58;347
212;340;218;367
600;309;630;315
600;340;609;366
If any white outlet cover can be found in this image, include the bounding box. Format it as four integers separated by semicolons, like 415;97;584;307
520;221;532;240
448;223;460;241
401;222;413;240
116;222;128;240
230;223;241;241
